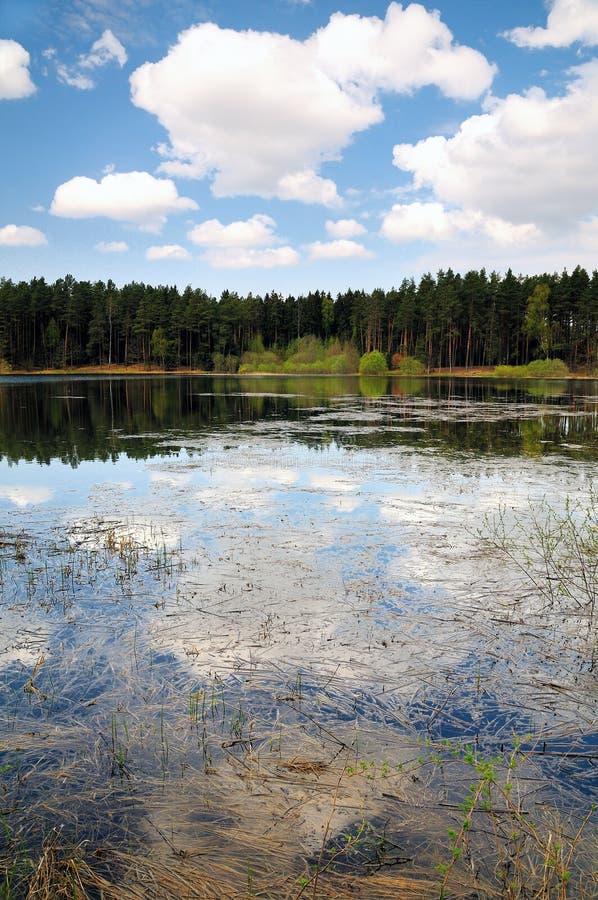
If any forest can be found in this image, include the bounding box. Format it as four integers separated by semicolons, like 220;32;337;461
0;265;597;372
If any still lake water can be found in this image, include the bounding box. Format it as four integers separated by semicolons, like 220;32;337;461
0;374;597;897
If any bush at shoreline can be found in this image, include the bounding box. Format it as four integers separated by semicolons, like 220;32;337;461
493;358;570;378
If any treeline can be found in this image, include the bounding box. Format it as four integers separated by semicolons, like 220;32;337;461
0;266;597;372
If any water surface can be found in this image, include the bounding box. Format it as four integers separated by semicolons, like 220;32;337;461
0;375;596;898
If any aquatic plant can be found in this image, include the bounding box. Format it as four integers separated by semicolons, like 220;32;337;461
482;494;598;662
435;738;595;899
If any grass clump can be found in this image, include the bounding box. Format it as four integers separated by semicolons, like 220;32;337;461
493;364;529;377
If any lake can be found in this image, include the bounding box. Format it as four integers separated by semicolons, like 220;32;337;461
0;375;597;898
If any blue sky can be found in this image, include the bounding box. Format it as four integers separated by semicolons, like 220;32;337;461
1;0;598;296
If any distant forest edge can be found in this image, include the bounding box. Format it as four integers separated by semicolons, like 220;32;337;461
1;266;597;374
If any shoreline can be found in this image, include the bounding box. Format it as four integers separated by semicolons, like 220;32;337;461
1;364;596;380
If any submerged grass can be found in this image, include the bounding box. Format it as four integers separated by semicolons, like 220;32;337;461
1;647;596;898
1;734;595;898
1;470;597;897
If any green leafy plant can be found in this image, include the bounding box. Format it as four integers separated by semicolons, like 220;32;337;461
395;355;425;375
358;350;388;375
493;358;569;378
435;739;595;899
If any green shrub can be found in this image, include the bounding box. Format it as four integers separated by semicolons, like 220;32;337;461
282;359;316;373
281;337;360;374
238;349;282;373
396;355;425;375
237;336;361;375
526;358;569;377
493;359;569;378
212;352;239;373
327;355;346;374
358;351;387;375
284;335;323;366
328;347;360;374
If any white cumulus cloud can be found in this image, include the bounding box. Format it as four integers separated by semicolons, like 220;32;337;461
325;218;367;238
202;247;300;269
50;171;197;231
188;214;299;268
382;201;456;241
130;4;495;204
482;216;540;245
0;40;36;100
188;214;278;248
95;240;129;253
311;3;496;101
504;0;598;48
307;239;373;260
381;202;539;244
391;61;598;235
0;225;47;247
146;244;191;260
277;170;341;207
